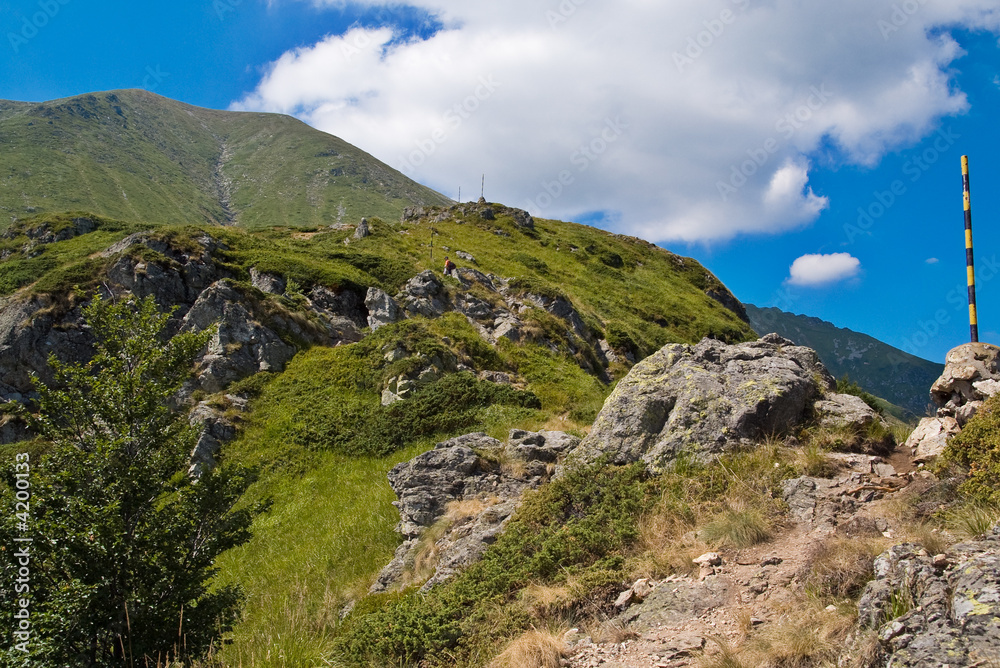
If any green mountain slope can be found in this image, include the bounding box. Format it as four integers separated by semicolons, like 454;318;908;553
745;304;942;419
0;89;451;230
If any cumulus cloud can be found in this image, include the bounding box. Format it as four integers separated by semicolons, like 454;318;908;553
786;253;861;287
926;257;940;264
233;0;1000;243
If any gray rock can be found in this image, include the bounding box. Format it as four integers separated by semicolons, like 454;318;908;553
182;282;297;393
520;292;590;342
931;342;1000;415
372;430;578;593
188;402;237;476
857;531;1000;666
455;250;476;263
308;285;367;330
905;416;960;463
249;268;286;295
570;335;834;469
618;576;733;631
814;392;879;429
365;287;401;330
397;270;447;318
353;218;370;239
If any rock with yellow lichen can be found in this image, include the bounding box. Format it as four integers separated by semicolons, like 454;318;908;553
568;333;835;470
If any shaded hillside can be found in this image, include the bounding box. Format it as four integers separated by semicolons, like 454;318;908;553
0;90;451;230
746;304;942;419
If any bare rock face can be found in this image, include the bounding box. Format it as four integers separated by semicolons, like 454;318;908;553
569;334;834;470
365;287;401;330
902;342;1000;463
370;429;580;593
181;282;299;394
905;416;961;463
931;342;1000;423
857;529;1000;666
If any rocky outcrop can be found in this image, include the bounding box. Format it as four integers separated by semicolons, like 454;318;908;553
569;334;834;469
858;529;1000;667
0;295;92;403
370;429;580;593
181;282;298;394
905;342;1000;462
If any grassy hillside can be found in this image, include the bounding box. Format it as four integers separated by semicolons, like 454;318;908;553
0;90;451;230
0;203;755;666
746;304;942;420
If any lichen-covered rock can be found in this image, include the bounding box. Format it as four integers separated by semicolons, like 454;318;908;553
182;282;297;393
249;268;286;295
570;334;834;469
0;295;92;402
857;530;1000;666
396;270;447;318
188;401;237;476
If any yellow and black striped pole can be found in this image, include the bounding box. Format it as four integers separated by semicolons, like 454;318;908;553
962;155;978;343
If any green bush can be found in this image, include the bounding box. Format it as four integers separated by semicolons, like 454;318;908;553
945;393;1000;506
334;461;650;667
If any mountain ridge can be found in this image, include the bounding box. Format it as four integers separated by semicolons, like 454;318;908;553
745;303;943;418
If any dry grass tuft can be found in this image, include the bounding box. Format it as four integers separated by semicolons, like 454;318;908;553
945;502;1000;540
700;502;772;549
488;629;567;668
587;617;638;644
803;535;886;601
794;443;840;478
520;582;575;619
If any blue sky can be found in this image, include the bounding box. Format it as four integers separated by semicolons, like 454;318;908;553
2;0;999;364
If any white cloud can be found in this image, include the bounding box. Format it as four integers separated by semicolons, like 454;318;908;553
926;257;940;264
233;0;1000;243
786;253;861;287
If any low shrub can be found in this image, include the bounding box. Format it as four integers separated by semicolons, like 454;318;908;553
944;393;1000;507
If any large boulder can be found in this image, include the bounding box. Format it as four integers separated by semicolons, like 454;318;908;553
364;287;401;330
569;334;834;469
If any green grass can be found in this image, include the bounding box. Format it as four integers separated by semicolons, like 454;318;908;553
211;445;427;667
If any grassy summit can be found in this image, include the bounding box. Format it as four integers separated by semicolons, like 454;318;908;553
0;89;451;229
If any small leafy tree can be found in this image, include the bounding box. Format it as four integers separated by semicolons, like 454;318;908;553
0;294;261;667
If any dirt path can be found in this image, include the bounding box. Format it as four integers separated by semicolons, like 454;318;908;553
566;446;919;668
